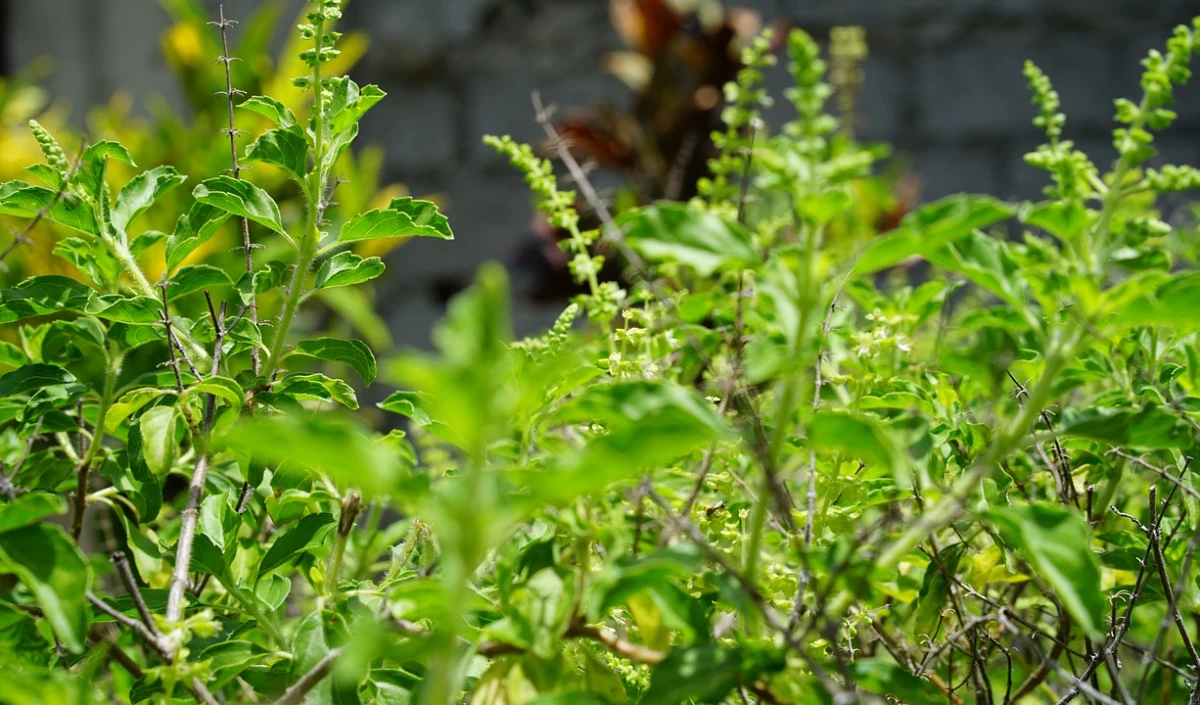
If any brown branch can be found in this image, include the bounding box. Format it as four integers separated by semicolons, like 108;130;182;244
1108;449;1200;502
214;4;260;374
1009;599;1071;702
166;454;209;624
1145;486;1200;684
111;551;157;632
273;647;344;705
87;592;172;661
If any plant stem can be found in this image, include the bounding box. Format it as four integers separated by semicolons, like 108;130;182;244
325;493;361;599
273;647;343;705
71;352;120;540
867;345;1070;586
225;581;286;646
263;241;315;380
166;453;209;624
217;4;260;375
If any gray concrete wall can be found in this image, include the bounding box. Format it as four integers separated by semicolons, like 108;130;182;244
8;0;1200;343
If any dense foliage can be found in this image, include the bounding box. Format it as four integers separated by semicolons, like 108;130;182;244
5;3;1200;704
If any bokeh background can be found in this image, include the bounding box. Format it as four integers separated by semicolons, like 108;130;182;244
6;0;1200;346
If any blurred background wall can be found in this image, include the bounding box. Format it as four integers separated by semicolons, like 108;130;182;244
5;0;1200;344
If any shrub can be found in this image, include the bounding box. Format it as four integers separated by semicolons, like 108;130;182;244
3;3;1200;704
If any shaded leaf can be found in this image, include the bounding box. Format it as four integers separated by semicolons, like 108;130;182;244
985;503;1106;637
0;493;67;533
0;523;90;652
1058;406;1193;449
244;126;309;182
807;410;903;478
258;512;336;580
0;276;93;324
0;364;76;397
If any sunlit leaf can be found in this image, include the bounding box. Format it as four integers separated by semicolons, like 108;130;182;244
619;202;758;276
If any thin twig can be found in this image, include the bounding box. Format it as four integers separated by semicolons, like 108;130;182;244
0;141;86;267
111;551;156;632
273;647;344;705
214;4;260;374
1136;485;1200;701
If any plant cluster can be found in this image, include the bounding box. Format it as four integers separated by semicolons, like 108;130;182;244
4;4;1200;705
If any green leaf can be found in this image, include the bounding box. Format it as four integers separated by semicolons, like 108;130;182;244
852;195;1015;276
0;523;90;652
526;696;614;705
314;252;386;289
925;230;1028;313
641;645;747;705
290;337;376;386
913;543;965;636
244;126;309;182
189;534;230;578
84;295;162;324
0;364;76;397
1108;272;1200;328
0;275;94;323
339;198;454;242
105;388;169;433
0;181;97;236
75;140;135;199
239;95;297;127
167;201;232;271
377;391;432;426
187;376;245;410
258;512;336;580
852;657;943;702
276;372;358;409
109;505;162;582
0;341;28;368
329;79;387;135
1058;406;1193;449
192;176;284;235
168;264;234;299
112;166;187;233
807;410;903;478
139;404;179;476
619;202;758;276
985;503;1106;637
220;414;403;495
289;612;332;703
0;493;67;533
200;491;232;553
1020;200;1089;242
519;381;729;504
584;547;703;622
199;640;273;688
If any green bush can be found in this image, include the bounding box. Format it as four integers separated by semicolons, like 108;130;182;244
4;3;1200;703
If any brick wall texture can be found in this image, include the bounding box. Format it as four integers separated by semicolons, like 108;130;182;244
9;0;1200;343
